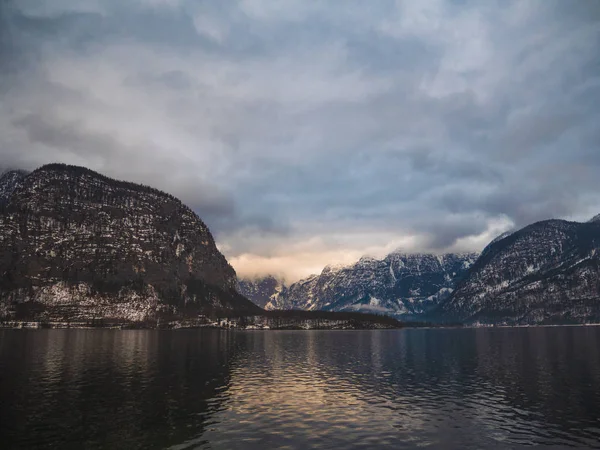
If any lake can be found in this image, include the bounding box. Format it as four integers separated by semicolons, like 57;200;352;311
1;327;599;449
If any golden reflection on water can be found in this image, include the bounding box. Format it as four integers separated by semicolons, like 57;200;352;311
191;331;432;449
1;328;600;449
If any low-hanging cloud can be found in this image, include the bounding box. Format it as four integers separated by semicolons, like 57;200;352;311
1;0;599;281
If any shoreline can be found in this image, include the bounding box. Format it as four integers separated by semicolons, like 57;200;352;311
2;321;599;331
0;320;401;331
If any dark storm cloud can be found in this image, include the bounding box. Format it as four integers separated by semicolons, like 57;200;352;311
1;0;599;279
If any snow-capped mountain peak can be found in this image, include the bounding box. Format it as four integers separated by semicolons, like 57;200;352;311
238;251;478;318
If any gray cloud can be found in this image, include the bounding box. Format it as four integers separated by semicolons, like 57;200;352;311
1;0;599;280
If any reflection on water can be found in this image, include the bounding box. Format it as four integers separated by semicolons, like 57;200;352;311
1;327;599;449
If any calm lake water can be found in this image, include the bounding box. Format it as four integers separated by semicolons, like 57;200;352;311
1;327;599;449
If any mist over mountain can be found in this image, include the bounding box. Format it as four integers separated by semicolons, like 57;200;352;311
236;275;285;309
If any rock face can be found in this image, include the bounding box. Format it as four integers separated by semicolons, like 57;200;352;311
439;219;600;325
237;275;286;309
0;170;28;206
0;164;260;323
241;252;477;318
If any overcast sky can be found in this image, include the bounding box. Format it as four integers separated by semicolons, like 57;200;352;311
1;1;599;281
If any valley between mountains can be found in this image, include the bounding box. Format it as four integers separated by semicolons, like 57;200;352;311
1;165;600;327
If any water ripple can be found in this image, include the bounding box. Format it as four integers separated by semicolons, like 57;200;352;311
1;328;600;449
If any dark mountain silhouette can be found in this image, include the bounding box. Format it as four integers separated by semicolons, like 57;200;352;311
0;164;261;323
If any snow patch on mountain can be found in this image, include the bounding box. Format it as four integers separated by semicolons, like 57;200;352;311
441;218;600;325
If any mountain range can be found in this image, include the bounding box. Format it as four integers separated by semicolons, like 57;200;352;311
239;217;600;325
2;164;599;326
238;253;477;319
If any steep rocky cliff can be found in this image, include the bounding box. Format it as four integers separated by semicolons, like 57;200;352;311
0;164;260;323
439;219;600;325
